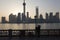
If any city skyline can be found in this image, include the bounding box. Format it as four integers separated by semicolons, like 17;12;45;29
0;0;60;21
1;11;60;23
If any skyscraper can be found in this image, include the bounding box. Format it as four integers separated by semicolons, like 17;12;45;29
45;12;49;23
35;6;39;19
26;12;29;22
27;12;29;19
49;12;53;22
34;6;39;23
55;12;59;22
22;13;25;22
40;14;43;19
1;16;6;23
9;13;16;23
49;12;53;20
46;12;49;20
40;14;44;23
55;12;59;20
17;13;21;23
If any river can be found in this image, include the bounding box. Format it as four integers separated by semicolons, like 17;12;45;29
0;23;60;30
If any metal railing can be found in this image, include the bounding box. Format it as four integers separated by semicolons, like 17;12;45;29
0;29;60;37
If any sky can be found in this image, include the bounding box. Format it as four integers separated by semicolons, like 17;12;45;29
0;0;60;21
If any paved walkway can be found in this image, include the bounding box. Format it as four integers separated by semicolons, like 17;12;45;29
0;36;60;40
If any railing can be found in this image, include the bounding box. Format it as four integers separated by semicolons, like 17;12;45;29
0;29;60;37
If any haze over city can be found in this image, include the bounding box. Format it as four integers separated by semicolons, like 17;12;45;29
0;0;60;21
0;0;60;39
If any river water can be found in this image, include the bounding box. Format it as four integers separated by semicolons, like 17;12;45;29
0;23;60;30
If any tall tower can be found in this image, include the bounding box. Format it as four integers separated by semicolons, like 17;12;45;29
36;6;39;19
22;0;26;22
23;0;26;15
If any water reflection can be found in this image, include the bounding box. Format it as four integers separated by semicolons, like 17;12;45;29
0;23;60;30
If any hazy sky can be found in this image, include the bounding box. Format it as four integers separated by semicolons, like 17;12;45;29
0;0;60;21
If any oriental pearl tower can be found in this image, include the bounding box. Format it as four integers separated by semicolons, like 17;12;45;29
23;0;26;15
22;0;26;22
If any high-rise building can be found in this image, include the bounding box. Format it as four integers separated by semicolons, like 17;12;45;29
26;12;29;22
49;12;54;22
46;12;49;20
55;12;59;20
27;12;29;19
1;16;6;23
39;14;44;23
35;6;39;19
22;13;25;22
54;12;59;22
49;12;53;20
9;13;16;23
40;14;43;19
17;13;21;23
